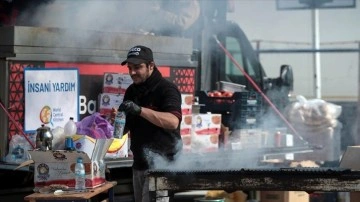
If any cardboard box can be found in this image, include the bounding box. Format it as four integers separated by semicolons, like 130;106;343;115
232;129;263;149
192;113;221;135
28;138;112;189
180;115;192;135
103;73;132;94
98;93;124;118
260;191;309;202
190;113;221;153
181;94;193;115
105;134;129;159
191;133;219;152
181;134;191;152
350;192;360;202
72;134;128;159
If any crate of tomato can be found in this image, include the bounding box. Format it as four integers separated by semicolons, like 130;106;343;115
197;90;238;114
197;90;262;113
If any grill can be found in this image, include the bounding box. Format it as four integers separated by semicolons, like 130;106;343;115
147;167;360;201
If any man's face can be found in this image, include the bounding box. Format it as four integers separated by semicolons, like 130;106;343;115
127;62;153;84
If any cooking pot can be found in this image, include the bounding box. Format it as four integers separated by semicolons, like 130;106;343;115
36;124;53;150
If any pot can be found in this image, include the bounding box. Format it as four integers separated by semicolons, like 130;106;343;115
36;124;53;150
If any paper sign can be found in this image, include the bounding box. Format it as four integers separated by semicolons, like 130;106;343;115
24;68;79;132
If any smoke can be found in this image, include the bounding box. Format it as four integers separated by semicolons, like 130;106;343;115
15;0;200;35
149;142;262;171
16;1;132;32
12;0;339;170
12;0;201;64
149;90;342;171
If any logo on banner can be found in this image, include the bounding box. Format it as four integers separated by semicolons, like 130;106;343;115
39;105;52;124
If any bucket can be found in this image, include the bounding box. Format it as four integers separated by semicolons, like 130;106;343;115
194;197;225;202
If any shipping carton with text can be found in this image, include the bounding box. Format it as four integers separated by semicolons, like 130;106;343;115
28;138;113;189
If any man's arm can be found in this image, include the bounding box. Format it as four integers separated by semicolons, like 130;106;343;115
140;107;180;130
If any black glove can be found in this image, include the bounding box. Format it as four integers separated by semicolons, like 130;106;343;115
119;100;142;116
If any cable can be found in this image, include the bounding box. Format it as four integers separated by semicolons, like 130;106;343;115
213;35;307;143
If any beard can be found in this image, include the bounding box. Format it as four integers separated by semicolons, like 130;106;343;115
131;68;151;84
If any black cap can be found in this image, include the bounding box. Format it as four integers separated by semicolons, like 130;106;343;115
121;45;154;65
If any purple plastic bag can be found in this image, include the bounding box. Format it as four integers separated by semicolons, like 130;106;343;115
76;112;114;139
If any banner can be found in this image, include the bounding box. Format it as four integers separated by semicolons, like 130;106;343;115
24;68;79;132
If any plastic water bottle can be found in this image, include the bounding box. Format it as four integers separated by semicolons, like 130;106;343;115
113;111;126;138
64;117;77;136
75;157;86;190
64;117;77;150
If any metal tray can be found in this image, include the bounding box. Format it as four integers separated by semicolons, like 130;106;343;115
216;81;246;92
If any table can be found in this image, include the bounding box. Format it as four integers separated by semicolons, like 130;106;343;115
24;181;117;202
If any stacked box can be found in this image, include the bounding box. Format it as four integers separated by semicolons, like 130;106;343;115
98;93;124;120
181;134;191;153
191;113;221;153
96;73;132;158
103;72;132;94
99;72;132;120
231;129;263;149
180;115;192;152
181;94;193;115
179;94;193;151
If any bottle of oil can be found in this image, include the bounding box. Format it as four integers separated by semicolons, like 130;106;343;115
113;111;126;138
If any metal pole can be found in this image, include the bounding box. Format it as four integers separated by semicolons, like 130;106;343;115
255;40;261;59
312;8;321;99
357;41;360;145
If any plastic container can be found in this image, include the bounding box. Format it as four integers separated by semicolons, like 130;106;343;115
64;117;77;136
75;157;86;190
113;111;126;138
64;136;75;151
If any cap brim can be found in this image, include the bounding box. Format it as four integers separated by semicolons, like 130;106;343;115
121;58;148;66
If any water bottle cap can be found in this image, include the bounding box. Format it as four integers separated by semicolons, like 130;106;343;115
77;157;83;163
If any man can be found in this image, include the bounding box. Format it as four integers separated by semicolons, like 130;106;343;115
116;45;183;202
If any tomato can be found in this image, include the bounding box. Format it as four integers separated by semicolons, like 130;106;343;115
213;91;222;97
208;92;215;97
223;92;233;97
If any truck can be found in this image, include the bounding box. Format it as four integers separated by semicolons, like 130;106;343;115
0;0;295;200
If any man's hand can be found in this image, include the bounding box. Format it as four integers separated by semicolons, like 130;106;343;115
110;108;117;124
119;100;142;116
